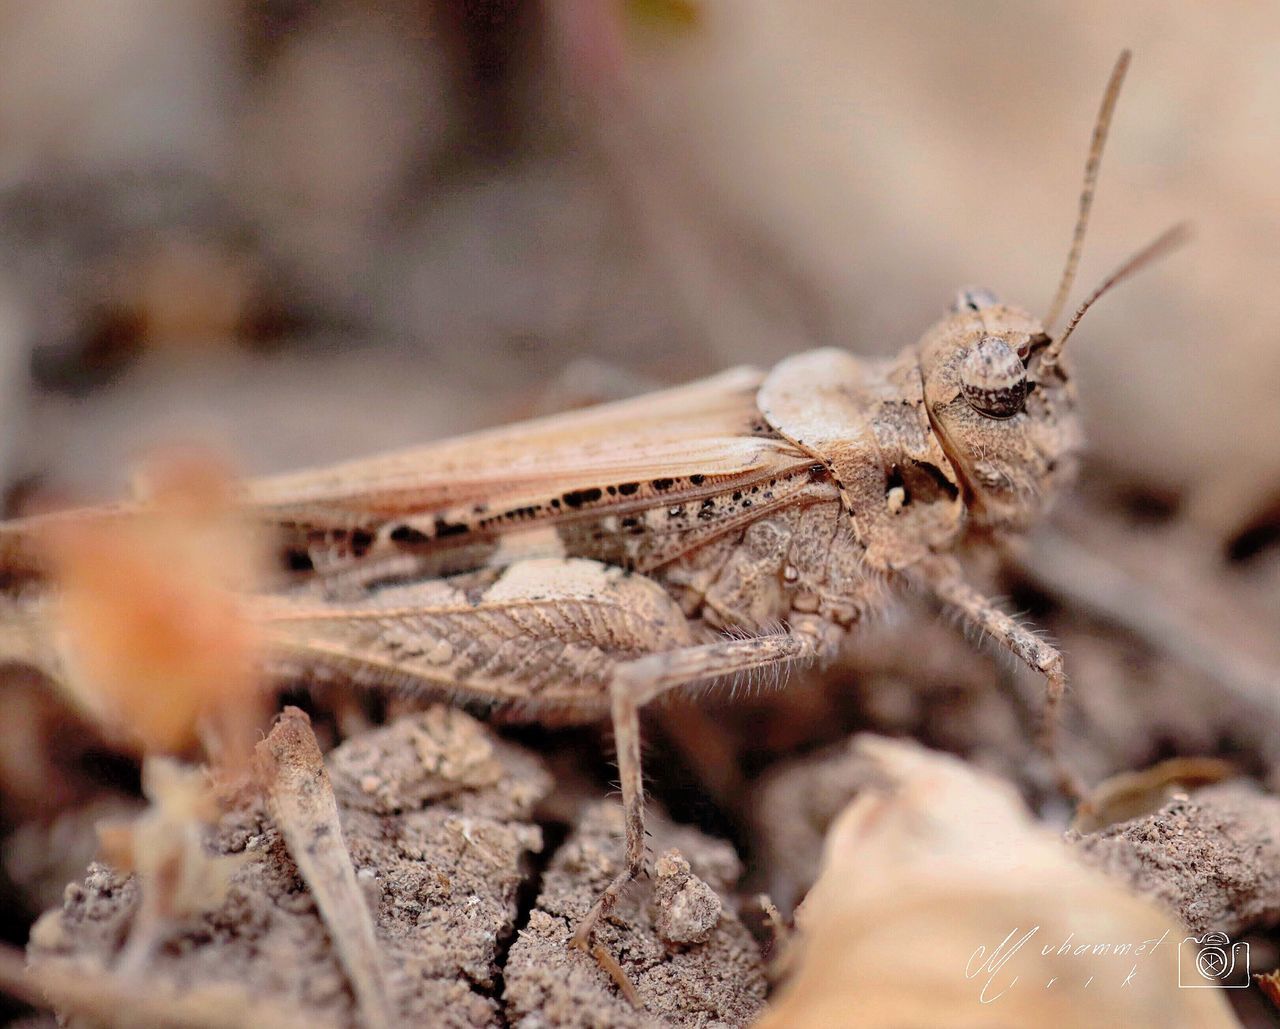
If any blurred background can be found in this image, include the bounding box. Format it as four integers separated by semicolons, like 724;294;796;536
0;1;1278;1021
0;0;1276;529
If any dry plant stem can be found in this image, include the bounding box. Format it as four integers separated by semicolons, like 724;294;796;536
1070;757;1236;834
2;942;327;1029
257;708;395;1029
115;880;163;975
30;707;557;1027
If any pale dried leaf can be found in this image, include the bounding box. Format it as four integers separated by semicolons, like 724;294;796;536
760;736;1238;1028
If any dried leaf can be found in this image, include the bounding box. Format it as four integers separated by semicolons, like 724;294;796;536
760;736;1238;1028
1257;968;1280;1009
43;449;267;762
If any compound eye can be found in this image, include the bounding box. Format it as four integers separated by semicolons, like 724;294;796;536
951;286;1000;313
960;335;1027;418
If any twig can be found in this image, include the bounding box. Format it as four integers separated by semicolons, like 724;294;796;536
257;708;396;1028
1071;783;1280;935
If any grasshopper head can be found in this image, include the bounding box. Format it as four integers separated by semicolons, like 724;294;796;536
918;295;1081;533
919;211;1185;533
916;53;1186;535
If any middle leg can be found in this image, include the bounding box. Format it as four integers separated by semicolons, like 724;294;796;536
570;630;816;963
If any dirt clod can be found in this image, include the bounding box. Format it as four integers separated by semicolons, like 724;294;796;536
27;708;554;1027
652;850;721;947
503;802;767;1028
22;708;771;1026
1071;781;1280;936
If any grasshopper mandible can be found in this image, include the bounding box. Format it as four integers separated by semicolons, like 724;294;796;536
0;52;1184;988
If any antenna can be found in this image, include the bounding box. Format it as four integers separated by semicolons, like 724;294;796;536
1043;222;1191;363
1042;50;1131;333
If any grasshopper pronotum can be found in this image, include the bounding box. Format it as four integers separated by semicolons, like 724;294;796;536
1;51;1184;997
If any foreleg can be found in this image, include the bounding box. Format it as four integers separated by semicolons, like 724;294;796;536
912;556;1084;798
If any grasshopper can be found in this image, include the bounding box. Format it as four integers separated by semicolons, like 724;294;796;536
1;52;1184;990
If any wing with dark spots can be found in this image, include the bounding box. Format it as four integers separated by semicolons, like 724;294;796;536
242;367;829;577
0;365;834;588
247;367;770;514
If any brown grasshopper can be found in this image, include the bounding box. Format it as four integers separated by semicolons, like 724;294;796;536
0;52;1184;988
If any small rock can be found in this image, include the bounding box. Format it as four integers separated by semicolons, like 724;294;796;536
652;849;721;946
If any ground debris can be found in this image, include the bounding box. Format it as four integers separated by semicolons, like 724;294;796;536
503;801;766;1028
1070;781;1280;936
26;706;553;1027
20;706;768;1027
